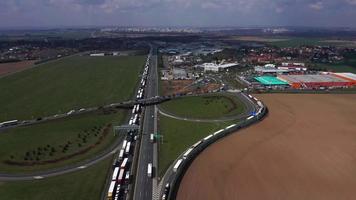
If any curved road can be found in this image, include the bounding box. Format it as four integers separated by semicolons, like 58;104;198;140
157;92;256;123
157;92;260;199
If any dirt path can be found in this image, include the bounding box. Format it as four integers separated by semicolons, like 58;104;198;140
177;94;356;200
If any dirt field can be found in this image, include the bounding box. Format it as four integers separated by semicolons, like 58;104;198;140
0;61;36;76
177;94;356;200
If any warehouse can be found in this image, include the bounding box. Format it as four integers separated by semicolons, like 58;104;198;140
278;74;355;89
332;73;356;83
254;76;289;86
197;63;239;72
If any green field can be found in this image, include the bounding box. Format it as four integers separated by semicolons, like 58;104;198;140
0;110;125;173
0;157;112;200
268;38;325;48
0;55;145;122
312;53;356;73
158;115;230;176
160;94;245;119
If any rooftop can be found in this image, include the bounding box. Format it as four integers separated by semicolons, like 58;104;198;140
278;74;350;83
254;76;289;85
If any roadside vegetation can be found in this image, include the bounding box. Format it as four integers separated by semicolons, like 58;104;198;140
160;94;245;119
0;110;125;173
0;157;112;200
0;55;145;121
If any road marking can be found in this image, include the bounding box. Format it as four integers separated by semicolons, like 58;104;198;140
33;176;43;179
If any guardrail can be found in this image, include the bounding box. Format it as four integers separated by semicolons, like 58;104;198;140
166;94;268;200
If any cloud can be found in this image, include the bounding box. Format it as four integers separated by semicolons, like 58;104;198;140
309;1;324;10
345;0;356;5
1;0;356;27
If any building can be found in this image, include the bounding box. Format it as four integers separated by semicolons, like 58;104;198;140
173;68;188;80
332;73;356;84
254;66;292;74
198;63;239;72
278;74;356;89
254;76;289;86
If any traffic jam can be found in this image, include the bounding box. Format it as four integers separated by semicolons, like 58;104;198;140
107;53;151;200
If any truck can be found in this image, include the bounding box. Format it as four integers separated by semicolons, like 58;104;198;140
0;120;19;128
107;181;116;200
213;129;224;136
112;167;119;180
150;134;155;143
118;149;124;161
125;142;131;154
183;148;193;159
121;140;127;150
162;183;171;200
120;158;128;168
147;163;152;178
173;159;183;173
203;134;213;141
191;140;202;148
118;168;125;183
225;124;236;130
125;171;130;183
247;116;254;120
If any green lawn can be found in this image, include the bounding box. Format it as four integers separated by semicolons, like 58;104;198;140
158;115;230;176
0;157;112;200
0;55;145;121
160;94;245;119
0;110;125;173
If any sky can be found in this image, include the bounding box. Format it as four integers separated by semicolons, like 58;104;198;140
1;0;356;28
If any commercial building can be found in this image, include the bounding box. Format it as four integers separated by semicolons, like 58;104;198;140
332;73;356;84
254;76;289;86
198;63;239;72
173;68;188;80
254;66;292;74
278;74;356;89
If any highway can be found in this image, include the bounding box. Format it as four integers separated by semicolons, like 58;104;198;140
133;47;158;200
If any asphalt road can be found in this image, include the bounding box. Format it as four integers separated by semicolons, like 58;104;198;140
133;48;158;200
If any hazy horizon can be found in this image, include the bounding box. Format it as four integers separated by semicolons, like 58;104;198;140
1;0;356;28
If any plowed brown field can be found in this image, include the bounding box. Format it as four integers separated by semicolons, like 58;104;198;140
177;94;356;200
0;61;36;76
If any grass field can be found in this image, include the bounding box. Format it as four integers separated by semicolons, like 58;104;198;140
0;110;125;173
313;53;356;73
0;157;112;200
158;115;230;176
160;94;245;119
0;55;145;122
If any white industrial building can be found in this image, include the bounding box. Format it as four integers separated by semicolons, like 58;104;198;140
197;62;239;72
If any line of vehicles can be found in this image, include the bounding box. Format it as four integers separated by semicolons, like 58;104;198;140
107;53;152;200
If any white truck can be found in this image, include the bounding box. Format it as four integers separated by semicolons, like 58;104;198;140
125;142;131;154
150;134;155;143
173;159;183;173
183;148;193;160
147;163;152;178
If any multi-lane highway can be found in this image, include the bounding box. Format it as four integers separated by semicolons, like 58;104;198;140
133;47;158;200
